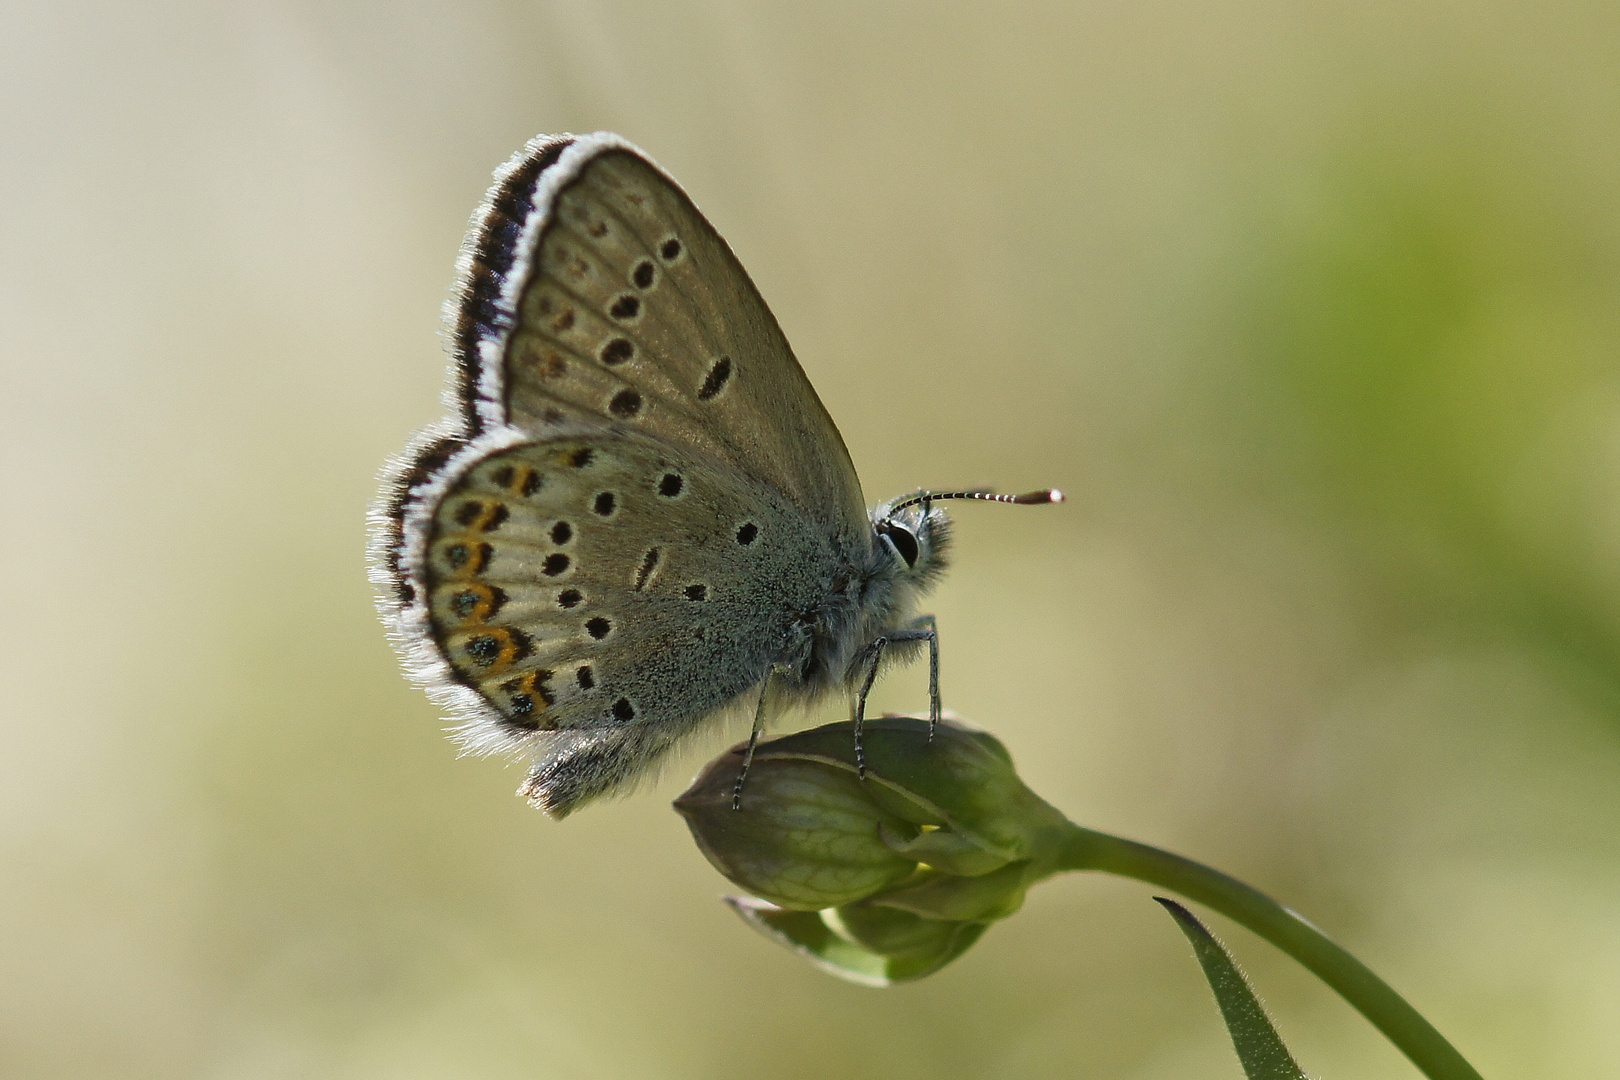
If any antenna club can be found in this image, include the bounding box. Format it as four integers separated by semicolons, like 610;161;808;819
1012;488;1064;505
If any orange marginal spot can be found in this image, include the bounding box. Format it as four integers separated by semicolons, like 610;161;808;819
453;499;509;532
457;625;530;677
498;669;557;730
490;463;540;497
438;538;492;580
444;582;501;627
545;444;593;468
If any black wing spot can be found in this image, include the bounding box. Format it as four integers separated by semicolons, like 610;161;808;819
576;665;595;690
600;338;635;366
569;447;594;468
557;588;582;609
609;295;641;320
697;356;732;400
506;626;533;660
635;547;660;591
521;470;543;496
612;697;635;721
586;616;612;639
609;389;642;418
684;583;708;601
735;522;758;546
551;521;573;545
491;465;514;488
658;473;684;498
632;260;655;289
593;491;617;516
542;553;571;576
660;237;682;261
464;635;500;665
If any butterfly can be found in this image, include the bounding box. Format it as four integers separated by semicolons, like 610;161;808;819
371;133;1060;818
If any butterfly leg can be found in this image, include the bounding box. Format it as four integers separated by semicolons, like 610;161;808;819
884;615;940;739
851;638;890;780
899;615;940;737
732;664;791;811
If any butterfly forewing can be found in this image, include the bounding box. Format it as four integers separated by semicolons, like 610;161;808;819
496;144;868;548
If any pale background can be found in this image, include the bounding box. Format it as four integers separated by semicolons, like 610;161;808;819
4;2;1620;1078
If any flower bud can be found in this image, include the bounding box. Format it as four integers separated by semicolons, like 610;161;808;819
675;716;1071;984
674;739;922;910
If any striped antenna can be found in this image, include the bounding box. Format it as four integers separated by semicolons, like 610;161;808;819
888;488;1065;515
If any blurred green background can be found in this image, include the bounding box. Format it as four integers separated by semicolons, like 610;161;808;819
4;2;1620;1077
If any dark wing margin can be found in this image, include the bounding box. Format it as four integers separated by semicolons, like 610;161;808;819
374;429;465;608
368;135;624;764
448;134;577;438
372;136;581;623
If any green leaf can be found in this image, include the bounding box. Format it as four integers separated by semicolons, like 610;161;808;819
1156;898;1310;1080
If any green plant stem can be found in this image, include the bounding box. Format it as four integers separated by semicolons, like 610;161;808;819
1054;824;1482;1080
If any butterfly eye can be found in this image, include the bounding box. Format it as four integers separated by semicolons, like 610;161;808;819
878;522;920;568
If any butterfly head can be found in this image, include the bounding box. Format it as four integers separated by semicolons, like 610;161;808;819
870;488;1064;584
871;496;953;589
872;488;1066;588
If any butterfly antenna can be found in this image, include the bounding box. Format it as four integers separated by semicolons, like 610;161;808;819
888;488;1065;515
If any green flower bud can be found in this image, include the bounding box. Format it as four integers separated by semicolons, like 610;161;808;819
674;739;923;910
675;716;1072;984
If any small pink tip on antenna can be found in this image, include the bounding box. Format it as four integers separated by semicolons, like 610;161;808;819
1010;488;1064;505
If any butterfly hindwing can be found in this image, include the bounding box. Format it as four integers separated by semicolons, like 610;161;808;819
420;435;844;800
